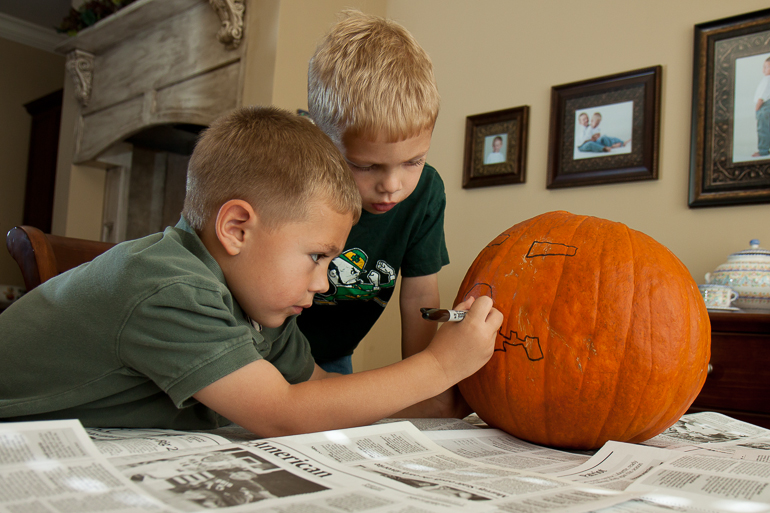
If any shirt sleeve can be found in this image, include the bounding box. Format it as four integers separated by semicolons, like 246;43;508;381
118;281;262;408
400;169;450;278
261;317;315;384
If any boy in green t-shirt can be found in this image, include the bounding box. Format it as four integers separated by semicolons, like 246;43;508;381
298;11;463;413
0;106;502;435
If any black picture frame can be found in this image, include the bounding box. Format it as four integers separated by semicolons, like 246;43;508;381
689;8;770;207
547;66;661;189
462;106;528;189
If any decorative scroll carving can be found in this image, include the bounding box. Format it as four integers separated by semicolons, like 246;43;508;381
209;0;245;49
66;49;94;107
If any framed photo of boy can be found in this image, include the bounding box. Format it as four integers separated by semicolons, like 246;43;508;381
462;106;529;189
546;66;661;189
689;8;770;207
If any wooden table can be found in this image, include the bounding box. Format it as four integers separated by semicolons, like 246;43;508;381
687;310;770;428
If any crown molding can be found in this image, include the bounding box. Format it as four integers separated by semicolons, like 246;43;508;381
0;12;67;53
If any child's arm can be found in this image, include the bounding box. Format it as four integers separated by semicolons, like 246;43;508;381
757;98;764;111
193;296;501;437
397;273;472;418
399;274;440;358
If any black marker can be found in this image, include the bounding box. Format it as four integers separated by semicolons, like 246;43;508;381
420;308;467;322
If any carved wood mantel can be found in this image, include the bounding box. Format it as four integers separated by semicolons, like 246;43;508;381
56;0;246;164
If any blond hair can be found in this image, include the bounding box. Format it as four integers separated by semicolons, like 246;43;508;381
183;106;361;231
308;10;440;145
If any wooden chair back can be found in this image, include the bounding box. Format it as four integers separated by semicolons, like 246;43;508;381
6;225;116;291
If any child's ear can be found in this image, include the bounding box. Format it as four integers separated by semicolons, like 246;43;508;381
215;199;257;256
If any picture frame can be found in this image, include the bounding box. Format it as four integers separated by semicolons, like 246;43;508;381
689;8;770;207
462;106;529;189
546;66;661;189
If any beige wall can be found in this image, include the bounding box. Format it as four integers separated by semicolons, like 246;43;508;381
352;0;770;372
0;37;64;287
242;0;388;111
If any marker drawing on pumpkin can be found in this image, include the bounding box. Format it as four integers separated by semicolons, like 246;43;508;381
486;232;511;248
462;282;543;361
495;329;544;361
461;283;493;302
526;241;578;258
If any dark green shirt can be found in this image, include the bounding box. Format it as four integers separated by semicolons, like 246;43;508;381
297;164;450;362
0;218;314;429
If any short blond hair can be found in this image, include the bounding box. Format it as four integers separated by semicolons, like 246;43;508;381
308;10;440;145
183;106;361;231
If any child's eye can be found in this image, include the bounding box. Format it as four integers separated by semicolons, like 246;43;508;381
310;253;324;263
350;163;374;172
407;159;425;168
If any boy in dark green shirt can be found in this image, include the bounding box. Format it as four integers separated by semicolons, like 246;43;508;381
299;11;449;383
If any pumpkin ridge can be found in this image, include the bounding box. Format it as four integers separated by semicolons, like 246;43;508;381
542;214;589;446
620;231;685;442
617;230;656;443
589;221;634;448
594;225;641;445
567;216;601;448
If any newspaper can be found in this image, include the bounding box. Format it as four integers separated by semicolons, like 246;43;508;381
424;428;592;474
88;428;234;458
281;422;636;512
0;419;173;512
642;411;770;460
546;413;770;513
2;412;769;513
553;436;770;513
109;431;470;512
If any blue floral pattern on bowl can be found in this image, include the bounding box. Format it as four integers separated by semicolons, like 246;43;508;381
705;240;770;311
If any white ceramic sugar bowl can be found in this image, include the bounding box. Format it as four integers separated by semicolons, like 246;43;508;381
705;239;770;311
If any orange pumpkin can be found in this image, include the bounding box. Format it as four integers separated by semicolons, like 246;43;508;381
456;211;710;450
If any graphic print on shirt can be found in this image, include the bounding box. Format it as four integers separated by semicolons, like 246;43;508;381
313;248;396;306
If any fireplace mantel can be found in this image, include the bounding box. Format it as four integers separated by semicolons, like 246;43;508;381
49;0;388;241
56;0;246;164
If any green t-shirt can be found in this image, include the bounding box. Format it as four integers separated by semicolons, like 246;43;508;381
296;164;450;362
0;218;314;429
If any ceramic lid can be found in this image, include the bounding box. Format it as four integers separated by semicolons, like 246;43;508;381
726;239;770;263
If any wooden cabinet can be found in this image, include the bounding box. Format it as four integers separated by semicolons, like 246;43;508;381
688;311;770;428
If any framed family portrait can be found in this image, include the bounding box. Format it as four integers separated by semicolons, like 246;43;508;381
546;66;661;189
462;106;529;189
689;8;770;207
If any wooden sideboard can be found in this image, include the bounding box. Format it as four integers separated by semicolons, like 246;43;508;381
687;311;770;428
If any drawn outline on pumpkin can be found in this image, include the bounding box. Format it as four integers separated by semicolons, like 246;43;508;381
496;329;544;361
526;241;578;258
463;281;544;362
487;233;510;247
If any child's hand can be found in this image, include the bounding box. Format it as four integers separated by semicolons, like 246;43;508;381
425;295;502;386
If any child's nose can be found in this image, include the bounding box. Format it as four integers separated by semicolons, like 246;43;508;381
377;170;401;194
310;269;330;293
